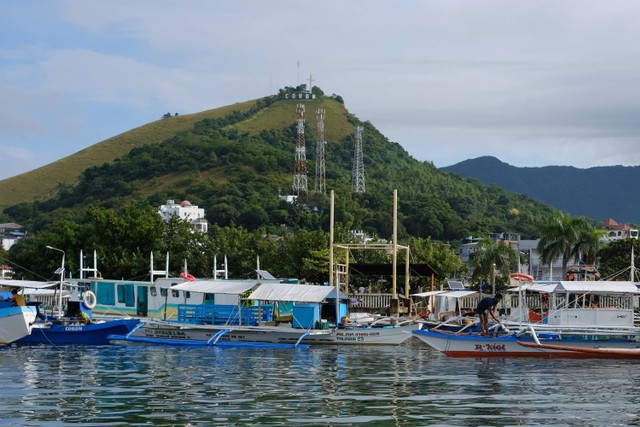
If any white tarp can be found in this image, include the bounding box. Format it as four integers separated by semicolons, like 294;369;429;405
171;279;267;295
442;290;478;299
435;290;479;315
248;283;336;303
0;279;59;290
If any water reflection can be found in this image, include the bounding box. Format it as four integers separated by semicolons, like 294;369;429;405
2;342;640;426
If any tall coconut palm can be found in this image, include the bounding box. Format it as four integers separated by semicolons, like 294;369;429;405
471;238;518;293
537;212;595;278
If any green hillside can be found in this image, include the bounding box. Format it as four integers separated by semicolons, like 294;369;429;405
0;99;261;210
0;89;557;244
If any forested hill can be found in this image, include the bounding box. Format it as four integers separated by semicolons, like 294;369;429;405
0;87;557;242
441;156;640;225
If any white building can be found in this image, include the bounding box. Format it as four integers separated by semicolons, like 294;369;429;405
0;223;26;250
600;218;639;244
158;199;208;233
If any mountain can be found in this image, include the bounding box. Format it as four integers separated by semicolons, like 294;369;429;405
0;89;557;242
441;156;640;224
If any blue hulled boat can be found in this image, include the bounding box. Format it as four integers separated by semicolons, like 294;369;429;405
17;317;140;345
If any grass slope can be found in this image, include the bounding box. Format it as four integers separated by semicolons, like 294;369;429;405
0;99;260;210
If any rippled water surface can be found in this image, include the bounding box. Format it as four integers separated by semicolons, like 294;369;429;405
1;338;640;426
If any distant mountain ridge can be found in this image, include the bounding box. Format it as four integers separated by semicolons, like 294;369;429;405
441;156;640;225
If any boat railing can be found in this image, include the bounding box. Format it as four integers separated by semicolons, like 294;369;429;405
508;321;640;340
349;293;410;311
177;304;266;326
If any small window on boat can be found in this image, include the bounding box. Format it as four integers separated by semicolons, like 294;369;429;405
117;284;134;304
160;288;167;297
185;291;191;299
171;289;179;298
150;287;157;297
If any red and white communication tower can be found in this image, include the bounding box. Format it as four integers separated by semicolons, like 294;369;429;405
314;108;326;194
292;103;308;195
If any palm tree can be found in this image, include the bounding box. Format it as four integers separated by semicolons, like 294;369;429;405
575;228;606;266
471;238;518;293
537;212;596;278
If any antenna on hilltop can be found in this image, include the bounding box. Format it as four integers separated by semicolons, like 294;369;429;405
307;74;314;93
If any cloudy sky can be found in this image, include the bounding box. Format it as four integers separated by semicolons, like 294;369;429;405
2;1;640;180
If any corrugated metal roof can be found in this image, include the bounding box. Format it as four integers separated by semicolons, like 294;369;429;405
171;279;265;294
248;283;336;303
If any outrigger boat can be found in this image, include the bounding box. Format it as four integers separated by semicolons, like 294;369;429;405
1;279;140;345
413;280;640;358
413;323;640;358
108;281;334;348
109;280;416;347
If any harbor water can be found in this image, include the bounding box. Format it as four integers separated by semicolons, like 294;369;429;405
1;338;640;427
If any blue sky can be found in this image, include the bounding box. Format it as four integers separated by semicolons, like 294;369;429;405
2;1;640;180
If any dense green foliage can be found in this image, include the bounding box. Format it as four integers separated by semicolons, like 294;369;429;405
470;238;518;291
597;239;640;281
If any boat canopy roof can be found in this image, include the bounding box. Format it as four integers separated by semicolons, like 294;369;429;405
507;280;639;295
248;283;336;303
554;280;640;294
0;279;59;290
412;290;478;298
171;279;268;295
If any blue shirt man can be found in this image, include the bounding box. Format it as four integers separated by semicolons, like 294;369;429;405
476;293;503;336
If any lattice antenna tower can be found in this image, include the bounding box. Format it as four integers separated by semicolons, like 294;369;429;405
292;103;308;195
352;125;366;193
314;108;327;194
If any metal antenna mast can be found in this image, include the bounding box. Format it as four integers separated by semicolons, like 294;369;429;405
352;125;365;193
315;108;326;194
292;103;308;195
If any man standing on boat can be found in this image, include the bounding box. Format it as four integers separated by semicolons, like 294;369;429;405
476;293;502;336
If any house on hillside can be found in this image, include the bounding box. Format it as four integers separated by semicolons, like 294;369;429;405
0;223;26;250
600;218;638;243
158;199;208;233
0;264;13;279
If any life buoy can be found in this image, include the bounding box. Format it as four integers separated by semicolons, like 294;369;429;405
83;290;97;309
510;273;534;282
180;272;196;281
